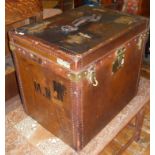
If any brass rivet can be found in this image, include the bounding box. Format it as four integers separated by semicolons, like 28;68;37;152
73;91;77;95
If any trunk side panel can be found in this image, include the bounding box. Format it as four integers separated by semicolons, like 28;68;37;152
81;36;143;146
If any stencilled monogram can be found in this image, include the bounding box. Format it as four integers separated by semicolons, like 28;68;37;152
53;81;66;102
33;81;51;100
33;80;66;102
34;81;42;93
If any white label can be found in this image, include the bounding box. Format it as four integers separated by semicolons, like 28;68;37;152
57;58;70;69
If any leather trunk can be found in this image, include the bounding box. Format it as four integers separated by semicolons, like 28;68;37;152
9;6;149;151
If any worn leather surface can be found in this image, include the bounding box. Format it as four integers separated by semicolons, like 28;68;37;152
15;6;147;54
9;6;149;150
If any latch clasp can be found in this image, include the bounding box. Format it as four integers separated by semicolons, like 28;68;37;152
68;66;98;87
87;66;98;87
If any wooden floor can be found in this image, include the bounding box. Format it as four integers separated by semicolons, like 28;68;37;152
100;102;150;155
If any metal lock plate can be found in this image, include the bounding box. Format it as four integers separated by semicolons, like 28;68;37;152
112;47;126;74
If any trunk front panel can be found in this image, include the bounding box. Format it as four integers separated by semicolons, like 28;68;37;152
13;49;76;148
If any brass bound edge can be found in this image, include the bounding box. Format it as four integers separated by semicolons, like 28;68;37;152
68;71;88;82
68;66;98;86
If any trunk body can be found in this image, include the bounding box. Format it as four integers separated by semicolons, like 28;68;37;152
9;6;149;150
